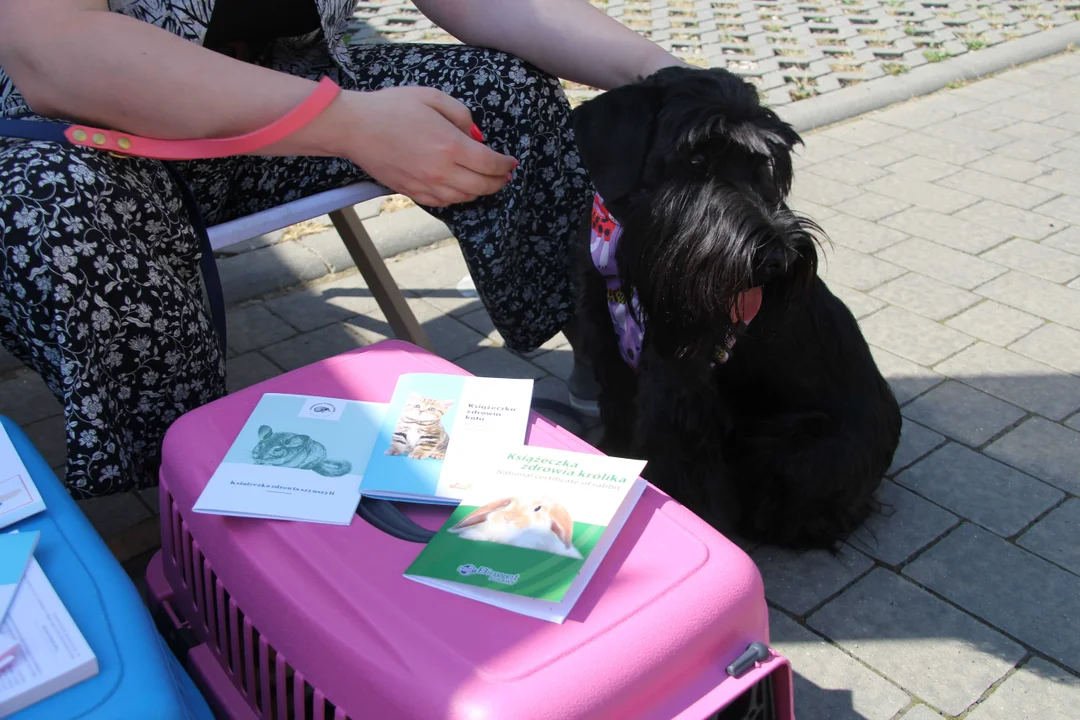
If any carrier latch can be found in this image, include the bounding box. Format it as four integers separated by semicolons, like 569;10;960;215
726;642;771;678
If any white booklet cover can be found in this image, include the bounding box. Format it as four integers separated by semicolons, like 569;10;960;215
193;394;387;525
0;558;98;717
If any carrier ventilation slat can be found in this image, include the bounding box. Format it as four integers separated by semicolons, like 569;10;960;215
165;492;351;719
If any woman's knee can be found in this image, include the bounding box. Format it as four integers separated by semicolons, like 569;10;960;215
0;139;218;375
1;140;202;281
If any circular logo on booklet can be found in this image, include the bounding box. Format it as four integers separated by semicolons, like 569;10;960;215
310;403;336;414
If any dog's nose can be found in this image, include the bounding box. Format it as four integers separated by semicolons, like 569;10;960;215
761;247;788;276
751;246;795;287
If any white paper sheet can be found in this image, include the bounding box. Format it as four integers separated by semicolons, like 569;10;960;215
0;559;98;717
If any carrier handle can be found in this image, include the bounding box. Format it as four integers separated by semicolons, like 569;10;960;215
356;496;436;543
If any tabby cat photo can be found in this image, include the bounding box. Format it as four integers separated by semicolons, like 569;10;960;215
250;425;352;477
385;393;453;461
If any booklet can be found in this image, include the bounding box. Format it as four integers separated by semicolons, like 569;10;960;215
359;374;534;504
0;426;44;531
404;446;647;623
0;634;15;673
0;558;98;716
0;531;39;625
192;394;387;525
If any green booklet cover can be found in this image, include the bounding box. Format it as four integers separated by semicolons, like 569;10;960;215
404;446;647;624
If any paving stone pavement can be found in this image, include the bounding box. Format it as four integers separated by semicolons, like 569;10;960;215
347;0;1079;107
2;51;1080;719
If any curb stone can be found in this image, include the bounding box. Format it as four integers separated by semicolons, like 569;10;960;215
780;26;1080;133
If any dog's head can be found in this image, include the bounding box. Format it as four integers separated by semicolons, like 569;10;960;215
571;66;821;360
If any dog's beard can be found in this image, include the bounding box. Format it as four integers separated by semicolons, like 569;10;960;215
615;178;820;361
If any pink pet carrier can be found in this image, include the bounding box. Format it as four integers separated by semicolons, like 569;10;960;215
146;340;794;720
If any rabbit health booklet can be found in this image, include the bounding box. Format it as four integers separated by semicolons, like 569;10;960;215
404;446;648;623
192;393;387;525
358;373;534;504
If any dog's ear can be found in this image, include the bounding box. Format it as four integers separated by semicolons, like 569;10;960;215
571;83;663;203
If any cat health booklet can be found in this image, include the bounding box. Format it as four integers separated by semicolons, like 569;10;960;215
192;393;387;525
404;446;647;624
359;373;534;504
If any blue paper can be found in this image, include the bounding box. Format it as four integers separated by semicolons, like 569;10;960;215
0;530;39;622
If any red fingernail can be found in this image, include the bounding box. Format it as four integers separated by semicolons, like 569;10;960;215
512;158;519;169
507;172;513;182
470;124;484;142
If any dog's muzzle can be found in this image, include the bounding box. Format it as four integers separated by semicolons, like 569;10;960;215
589;194;762;370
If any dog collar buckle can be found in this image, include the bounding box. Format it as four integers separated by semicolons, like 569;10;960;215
711;325;742;365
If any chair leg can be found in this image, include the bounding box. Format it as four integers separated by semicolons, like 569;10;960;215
329;206;435;353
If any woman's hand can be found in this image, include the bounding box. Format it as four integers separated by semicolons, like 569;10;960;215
338;86;518;207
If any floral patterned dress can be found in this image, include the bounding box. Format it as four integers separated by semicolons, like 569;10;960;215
0;0;592;498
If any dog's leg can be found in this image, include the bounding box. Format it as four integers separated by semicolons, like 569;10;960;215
632;348;738;533
728;410;888;551
583;275;639;455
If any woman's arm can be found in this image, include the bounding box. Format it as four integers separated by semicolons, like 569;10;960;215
0;0;343;148
0;0;515;206
412;0;688;91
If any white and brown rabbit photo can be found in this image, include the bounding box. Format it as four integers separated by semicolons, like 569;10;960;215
449;496;583;559
385;392;453;461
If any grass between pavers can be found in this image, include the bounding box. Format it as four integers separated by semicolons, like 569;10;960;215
379;194;416;214
281;219;333;242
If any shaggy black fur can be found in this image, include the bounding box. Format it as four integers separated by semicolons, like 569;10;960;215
570;66;902;550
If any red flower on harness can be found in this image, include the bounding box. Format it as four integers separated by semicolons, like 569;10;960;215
590;198;619;269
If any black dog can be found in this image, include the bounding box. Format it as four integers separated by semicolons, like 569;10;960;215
569;66;901;550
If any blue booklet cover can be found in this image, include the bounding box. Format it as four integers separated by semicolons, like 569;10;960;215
359;373;534;504
0;530;38;624
193;393;387;525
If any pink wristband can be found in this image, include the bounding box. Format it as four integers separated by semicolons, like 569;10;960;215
61;77;342;160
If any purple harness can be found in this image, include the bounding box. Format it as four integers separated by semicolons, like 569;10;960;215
590;194;646;369
590;194;759;371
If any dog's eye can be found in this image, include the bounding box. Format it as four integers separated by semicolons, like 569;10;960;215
689;154;707;167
